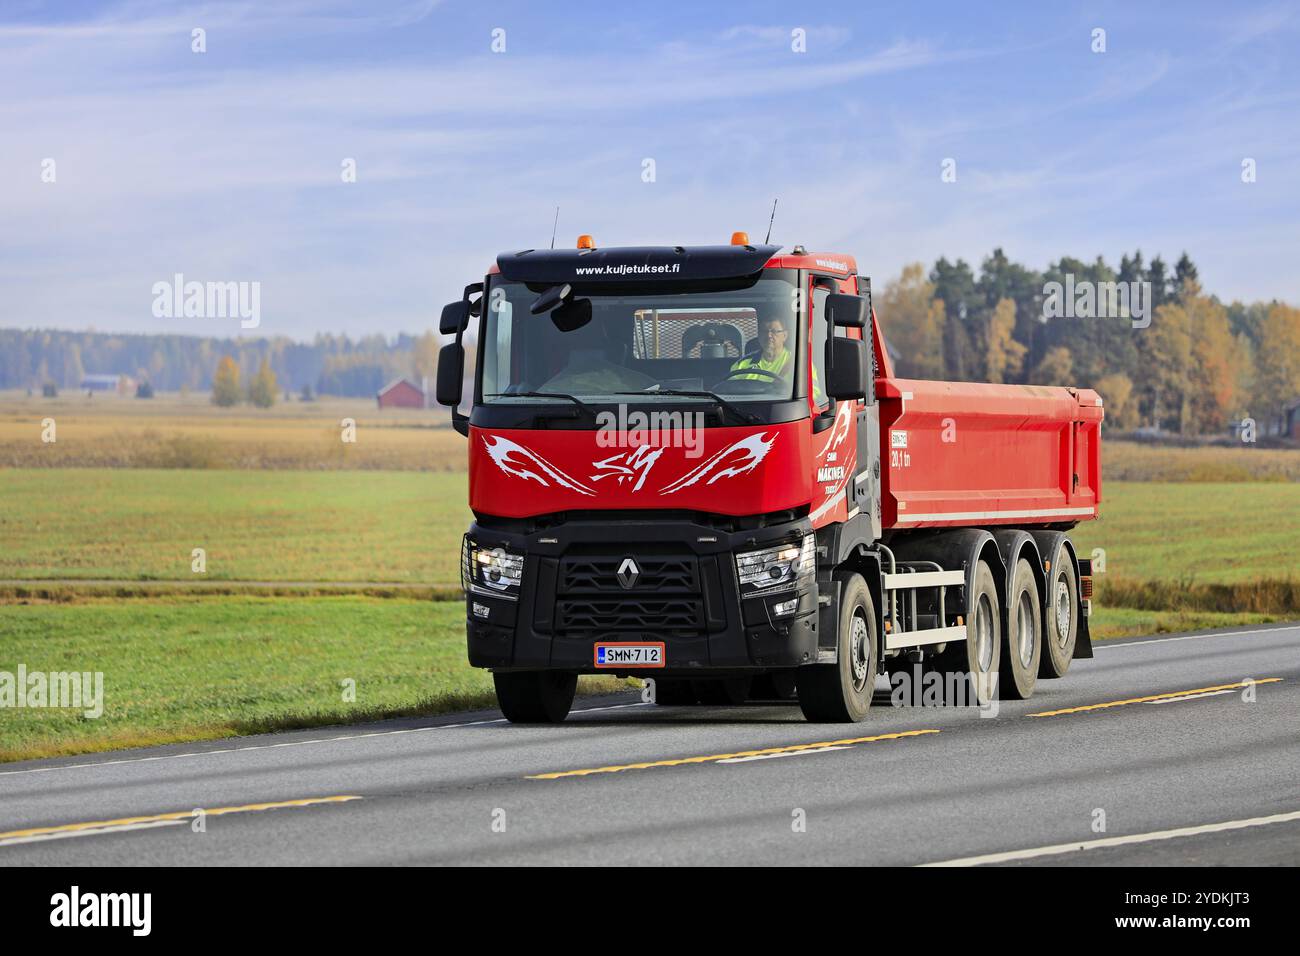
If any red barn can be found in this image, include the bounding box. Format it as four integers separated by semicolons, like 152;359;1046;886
376;377;427;409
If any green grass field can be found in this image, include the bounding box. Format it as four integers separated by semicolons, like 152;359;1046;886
2;467;1296;763
0;469;470;583
0;596;631;762
3;469;1297;586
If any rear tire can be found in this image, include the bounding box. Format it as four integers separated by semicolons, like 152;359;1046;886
797;573;877;722
651;678;697;706
1039;552;1078;678
1000;558;1041;699
693;677;752;706
494;671;576;723
928;560;1001;706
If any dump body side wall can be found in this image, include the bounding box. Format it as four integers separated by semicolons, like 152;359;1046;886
877;378;1102;530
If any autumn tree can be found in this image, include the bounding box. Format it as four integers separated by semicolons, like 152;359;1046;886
985;297;1027;383
1184;286;1242;434
878;264;947;379
1255;303;1300;432
1029;346;1073;385
248;359;278;408
1138;299;1193;431
211;355;241;407
1095;372;1137;430
411;330;440;383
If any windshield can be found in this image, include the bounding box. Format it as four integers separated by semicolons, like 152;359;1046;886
479;270;804;405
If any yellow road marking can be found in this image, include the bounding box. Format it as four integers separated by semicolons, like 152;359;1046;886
1027;679;1281;718
527;729;939;779
0;795;361;843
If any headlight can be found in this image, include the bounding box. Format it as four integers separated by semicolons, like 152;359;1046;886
736;533;815;593
462;537;523;600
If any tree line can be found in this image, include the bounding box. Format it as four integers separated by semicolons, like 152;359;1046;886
0;329;445;400
877;249;1300;435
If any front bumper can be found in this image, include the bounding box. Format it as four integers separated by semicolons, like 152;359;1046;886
462;516;818;675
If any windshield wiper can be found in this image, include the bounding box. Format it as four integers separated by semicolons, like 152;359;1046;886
612;389;760;425
485;391;598;420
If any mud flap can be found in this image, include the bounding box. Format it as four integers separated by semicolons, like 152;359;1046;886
1074;557;1094;659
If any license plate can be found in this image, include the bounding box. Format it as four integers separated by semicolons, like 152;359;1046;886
594;642;665;668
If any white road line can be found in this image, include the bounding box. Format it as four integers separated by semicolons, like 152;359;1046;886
0;701;652;778
1098;624;1299;650
918;809;1300;867
718;746;850;764
1144;689;1236;705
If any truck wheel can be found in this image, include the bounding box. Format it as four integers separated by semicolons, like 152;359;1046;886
797;573;877;722
1000;558;1041;699
1039;553;1078;678
493;671;576;723
693;677;752;706
929;560;1001;706
651;678;697;706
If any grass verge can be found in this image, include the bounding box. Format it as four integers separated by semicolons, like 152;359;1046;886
0;596;633;764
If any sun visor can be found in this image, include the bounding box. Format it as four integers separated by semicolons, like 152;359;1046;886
496;244;781;285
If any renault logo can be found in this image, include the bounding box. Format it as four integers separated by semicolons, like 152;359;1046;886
616;557;640;589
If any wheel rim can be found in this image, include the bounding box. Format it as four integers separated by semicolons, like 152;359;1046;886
1054;578;1072;648
975;594;994;672
1016;590;1035;667
849;611;870;692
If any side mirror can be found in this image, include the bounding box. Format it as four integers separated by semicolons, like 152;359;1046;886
826;293;867;328
440;300;470;335
827;337;867;401
436;342;465;407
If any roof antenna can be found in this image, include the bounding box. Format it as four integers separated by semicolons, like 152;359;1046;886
550;206;560;250
764;198;778;244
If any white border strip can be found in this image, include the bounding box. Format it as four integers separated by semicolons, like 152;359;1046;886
919;809;1300;866
894;506;1096;523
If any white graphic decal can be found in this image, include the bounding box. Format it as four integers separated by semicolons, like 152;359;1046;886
482;434;596;496
658;432;776;495
812;402;856;521
591;445;665;491
483;432;777;498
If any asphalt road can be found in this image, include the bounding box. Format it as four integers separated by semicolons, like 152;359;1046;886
1;622;1296;866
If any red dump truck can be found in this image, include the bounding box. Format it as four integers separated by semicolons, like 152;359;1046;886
436;235;1101;723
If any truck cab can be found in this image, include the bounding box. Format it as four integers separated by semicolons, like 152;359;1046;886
437;235;1098;723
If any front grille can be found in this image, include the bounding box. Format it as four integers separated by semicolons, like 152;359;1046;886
555;552;706;635
560;555;698;593
557;597;703;632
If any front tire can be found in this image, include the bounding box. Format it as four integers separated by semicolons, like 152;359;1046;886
797;573;878;722
494;671;576;723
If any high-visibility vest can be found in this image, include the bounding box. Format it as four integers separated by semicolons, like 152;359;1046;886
730;348;792;380
729;348;825;403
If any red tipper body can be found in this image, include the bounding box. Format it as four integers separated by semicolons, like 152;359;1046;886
876;378;1103;530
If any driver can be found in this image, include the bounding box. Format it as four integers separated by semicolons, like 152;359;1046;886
729;314;793;382
727;312;825;403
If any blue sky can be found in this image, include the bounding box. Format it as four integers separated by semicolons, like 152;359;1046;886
2;0;1297;339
